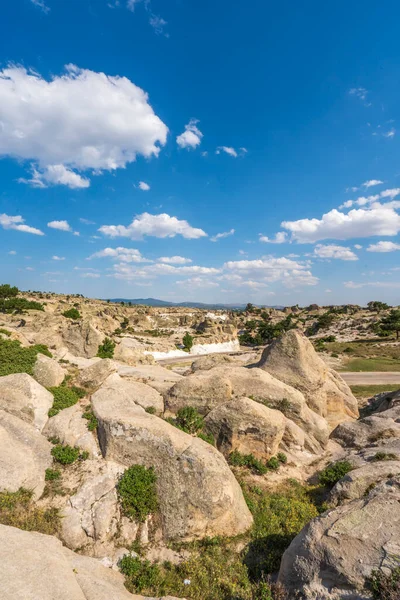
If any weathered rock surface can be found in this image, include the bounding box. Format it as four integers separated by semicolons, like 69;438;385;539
0;524;184;600
43;404;100;458
191;353;235;372
114;340;155;366
258;330;359;428
204;397;286;459
329;461;400;506
118;364;183;395
62;320;104;358
332;415;400;449
92;390;253;541
0;410;52;498
76;358;117;389
95;373;164;415
278;476;400;599
0;373;53;431
33;353;66;388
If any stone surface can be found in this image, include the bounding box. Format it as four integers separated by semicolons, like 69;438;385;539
0;410;52;499
332;415;400;449
278;476;400;599
62;320;104;358
191;353;235;372
329;461;400;506
96;373;164;415
118;364;183;395
92;390;253;541
0;372;53;432
114;341;155;366
204;397;286;459
43;404;100;458
0;524;184;600
33;353;66;388
76;358;117;389
258;330;359;428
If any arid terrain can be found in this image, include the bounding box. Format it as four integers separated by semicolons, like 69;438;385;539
1;287;400;599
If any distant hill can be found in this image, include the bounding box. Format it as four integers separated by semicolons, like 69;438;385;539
107;297;284;310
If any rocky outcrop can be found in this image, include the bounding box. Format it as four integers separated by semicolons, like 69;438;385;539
33;354;65;388
62;320;104;358
258;330;359;428
0;373;53;432
0;524;184;600
329;461;400;506
332;414;400;449
95;373;164;415
204;397;286;460
278;476;400;599
118;364;183;395
0;410;52;499
114;340;155;366
76;359;117;389
92;390;253;541
43;404;100;458
191;354;235;372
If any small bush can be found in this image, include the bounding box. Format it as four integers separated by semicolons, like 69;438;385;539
82;407;98;431
48;386;80;417
62;308;81;320
145;406;156;415
198;431;215;445
97;337;115;358
45;468;61;481
0;488;59;534
372;452;399;462
118;465;158;522
176;406;204;434
319;461;353;487
51;444;80;465
369;567;400;599
277;452;287;464
229;450;268;475
266;457;280;470
0;298;44;313
0;338;51;377
0;328;11;337
183;332;194;351
119;556;161;594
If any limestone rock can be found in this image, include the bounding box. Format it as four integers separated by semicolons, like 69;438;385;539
76;359;117;389
0;410;52;499
118;364;183;395
332;415;400;449
278;476;400;599
43;404;100;458
114;342;155;366
204;397;286;459
92;390;253;541
191;353;235;372
0;524;184;600
33;353;66;388
96;373;164;415
258;330;359;428
329;461;400;506
0;372;53;432
62;320;104;358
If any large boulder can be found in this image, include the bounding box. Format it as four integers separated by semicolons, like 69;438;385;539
257;330;359;428
76;359;117;389
0;410;52;499
114;342;155;367
191;354;235;372
0;373;53;432
329;461;400;506
95;373;164;415
62;320;104;358
278;476;400;599
92;390;253;541
118;364;183;395
204;397;286;460
0;524;184;600
332;415;400;449
43;404;100;458
33;353;66;388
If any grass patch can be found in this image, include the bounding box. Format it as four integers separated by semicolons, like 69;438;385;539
369;567;400;599
371;452;399;462
62;308;81;320
0;488;60;534
117;465;158;522
48;385;81;417
341;357;400;372
0;338;51;377
51;444;80;465
82;406;98;431
229;450;268;475
350;384;400;399
0;328;11;336
319;461;353;487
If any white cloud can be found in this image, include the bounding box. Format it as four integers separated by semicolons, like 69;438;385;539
99;212;207;240
80;272;100;279
0;65;168;187
344;280;400;289
149;15;167;35
0;214;44;235
363;179;383;188
52;255;65;261
138;181;150;191
313;244;358;261
176;119;203;150
224;257;318;287
8;250;16;255
88;247;150;263
259;232;287;244
126;0;140;10
31;0;50;13
176;277;219;288
367;241;400;252
111;262;220;281
325;289;332;293
158;256;192;264
383;128;396;139
282;206;400;243
216;146;237;157
354;244;363;249
47;220;72;232
210;228;235;242
80;218;95;225
339;188;400;210
349;87;369;101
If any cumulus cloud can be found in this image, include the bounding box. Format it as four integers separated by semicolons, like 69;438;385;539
367;241;400;252
149;15;167;35
99;212;207;240
282;206;400;243
52;255;65;261
138;181;150;191
47;220;72;232
383;128;396;139
31;0;50;13
0;65;168;187
8;250;16;255
158;256;192;264
339;188;400;210
111;262;220;281
224;257;318;287
354;244;363;249
215;146;247;158
176;277;219;288
363;179;383;189
210;228;235;242
88;247;150;263
0;214;44;235
259;232;287;244
176;119;203;150
313;244;358;261
80;218;96;225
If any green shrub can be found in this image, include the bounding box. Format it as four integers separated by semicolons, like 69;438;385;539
229;450;268;475
176;406;204;434
369;567;400;599
319;461;353;487
117;465;158;522
145;406;156;415
45;468;61;481
82;407;98;431
119;556;161;593
372;452;399;462
0;488;60;534
277;452;287;464
0;298;44;313
182;332;194;351
62;308;81;320
70;385;86;399
0;338;51;377
0;328;11;337
51;444;80;465
48;386;80;417
198;431;215;445
97;337;115;358
266;457;280;470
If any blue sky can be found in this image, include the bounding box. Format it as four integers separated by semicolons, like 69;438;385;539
1;0;400;305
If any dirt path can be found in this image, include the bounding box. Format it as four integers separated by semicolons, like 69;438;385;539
341;372;400;385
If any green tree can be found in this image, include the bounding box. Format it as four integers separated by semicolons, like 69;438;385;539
367;301;390;313
379;309;400;340
183;332;194;351
97;338;116;358
245;303;255;313
0;284;19;299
